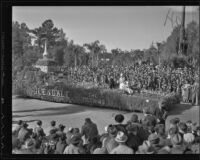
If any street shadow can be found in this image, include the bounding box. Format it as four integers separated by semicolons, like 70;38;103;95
168;103;197;115
12;119;40;124
12;105;91;117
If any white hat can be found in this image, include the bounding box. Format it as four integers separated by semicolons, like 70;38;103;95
115;131;128;143
184;133;195;143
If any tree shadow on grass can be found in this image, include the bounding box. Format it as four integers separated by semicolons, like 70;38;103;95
168;103;197;116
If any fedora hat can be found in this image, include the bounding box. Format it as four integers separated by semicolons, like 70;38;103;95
70;135;81;145
115;131;128;143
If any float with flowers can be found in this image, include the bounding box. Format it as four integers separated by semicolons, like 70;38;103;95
13;66;180;114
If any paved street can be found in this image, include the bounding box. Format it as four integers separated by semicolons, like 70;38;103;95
12;96;199;135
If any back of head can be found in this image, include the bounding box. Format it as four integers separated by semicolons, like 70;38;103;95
85;118;92;123
51;120;56;127
37;120;42;126
130;114;138;123
115;114;124;123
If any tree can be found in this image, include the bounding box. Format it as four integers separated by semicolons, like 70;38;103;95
84;40;106;67
31;19;60;53
12;21;32;68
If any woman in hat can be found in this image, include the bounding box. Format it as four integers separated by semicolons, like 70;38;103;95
110;131;134;154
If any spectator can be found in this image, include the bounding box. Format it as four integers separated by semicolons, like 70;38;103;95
56;124;66;137
13;120;23;136
34;120;46;138
63;135;82;154
55;134;67;154
170;133;186;154
93;138;108;154
114;114;127;133
110;131;134;154
18;122;31;144
81;118;99;145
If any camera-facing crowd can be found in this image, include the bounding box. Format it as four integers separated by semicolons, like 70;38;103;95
12;100;200;154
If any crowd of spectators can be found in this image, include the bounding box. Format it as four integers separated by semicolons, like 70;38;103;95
12;100;200;154
61;63;199;94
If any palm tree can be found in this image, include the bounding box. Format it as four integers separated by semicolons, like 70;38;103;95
84;40;106;67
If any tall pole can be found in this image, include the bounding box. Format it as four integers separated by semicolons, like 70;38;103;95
179;6;186;55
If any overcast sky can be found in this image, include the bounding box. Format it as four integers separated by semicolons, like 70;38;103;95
13;6;199;52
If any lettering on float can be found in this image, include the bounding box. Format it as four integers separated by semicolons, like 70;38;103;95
33;88;68;98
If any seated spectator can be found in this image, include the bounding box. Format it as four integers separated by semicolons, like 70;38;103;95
155;124;167;147
93;138;108;154
114;114;127;134
170;133;187;154
169;118;180;129
148;133;162;153
126;124;140;152
66;127;74;145
63;135;82;154
194;126;200;143
14;139;36;154
13;120;23;136
178;122;188;139
55;134;67;154
110;131;134;154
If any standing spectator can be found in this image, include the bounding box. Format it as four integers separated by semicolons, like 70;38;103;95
110;131;134;154
153;100;168;126
47;120;58;135
81;118;99;145
56;124;66;137
191;79;199;106
34;120;46;138
18;122;31;144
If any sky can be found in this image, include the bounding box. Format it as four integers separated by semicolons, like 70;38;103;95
13;6;199;52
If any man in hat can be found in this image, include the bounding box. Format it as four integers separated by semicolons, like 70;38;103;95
110;131;134;154
63;135;82;154
34;120;45;137
178;122;188;139
18;122;31;144
104;125;119;153
81;118;99;145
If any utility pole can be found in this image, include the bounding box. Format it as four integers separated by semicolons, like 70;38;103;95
178;6;187;55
